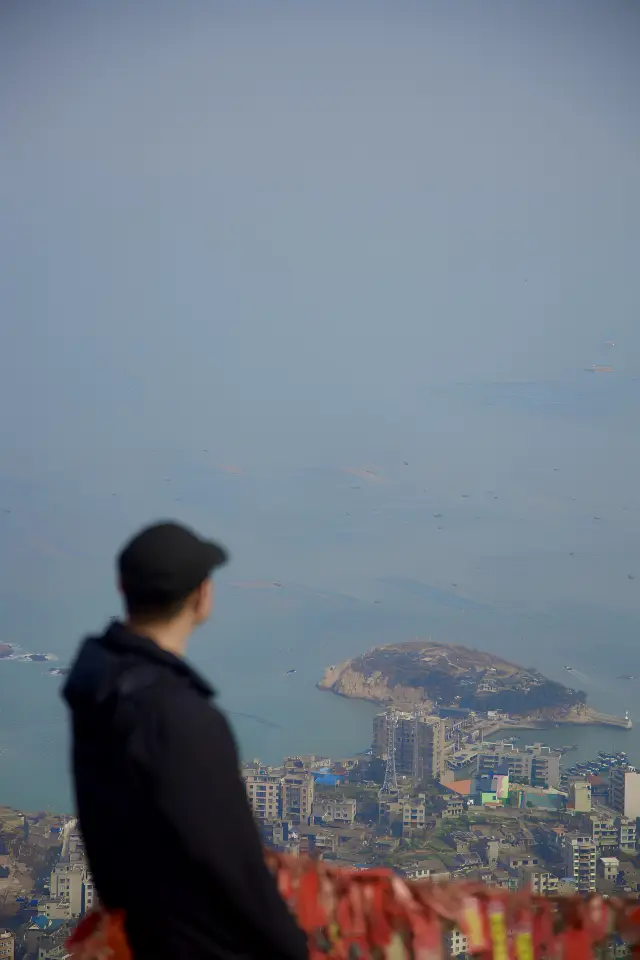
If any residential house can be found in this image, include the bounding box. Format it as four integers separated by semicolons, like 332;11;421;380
312;798;356;824
599;857;620;883
518;866;559;895
0;931;14;960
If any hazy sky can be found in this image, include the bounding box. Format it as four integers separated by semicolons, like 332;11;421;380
0;0;639;592
2;0;639;465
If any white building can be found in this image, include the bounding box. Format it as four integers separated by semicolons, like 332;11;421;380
588;815;618;852
41;861;95;920
243;767;283;822
0;930;14;960
445;928;469;956
312;798;357;824
563;836;597;893
610;768;640;819
599;857;619;883
282;772;315;824
568;780;591;813
518;866;559;895
49;862;85;917
618;816;637;853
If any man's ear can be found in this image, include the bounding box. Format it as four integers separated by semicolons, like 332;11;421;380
193;578;214;623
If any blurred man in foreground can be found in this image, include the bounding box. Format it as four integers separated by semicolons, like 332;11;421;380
63;521;308;960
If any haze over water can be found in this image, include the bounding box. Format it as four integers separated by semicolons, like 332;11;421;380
1;0;639;812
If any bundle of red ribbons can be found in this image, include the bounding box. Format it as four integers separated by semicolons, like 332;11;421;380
67;851;640;960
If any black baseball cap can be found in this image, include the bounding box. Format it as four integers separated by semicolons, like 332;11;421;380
118;521;229;606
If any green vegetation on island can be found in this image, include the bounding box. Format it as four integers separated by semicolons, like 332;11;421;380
319;640;587;718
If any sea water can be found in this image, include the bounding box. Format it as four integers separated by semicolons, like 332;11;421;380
1;378;640;812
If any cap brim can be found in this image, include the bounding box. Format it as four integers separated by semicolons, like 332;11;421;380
203;539;229;573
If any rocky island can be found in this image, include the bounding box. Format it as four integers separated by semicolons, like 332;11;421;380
318;640;588;720
0;644;59;664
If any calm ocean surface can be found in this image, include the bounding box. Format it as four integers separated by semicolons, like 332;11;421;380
1;377;640;813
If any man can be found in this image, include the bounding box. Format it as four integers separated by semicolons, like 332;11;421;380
63;521;308;960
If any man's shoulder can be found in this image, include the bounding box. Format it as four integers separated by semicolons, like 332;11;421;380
117;661;212;714
118;664;229;738
113;666;236;770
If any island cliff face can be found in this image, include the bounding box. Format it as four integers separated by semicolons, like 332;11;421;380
319;661;426;705
318;641;586;718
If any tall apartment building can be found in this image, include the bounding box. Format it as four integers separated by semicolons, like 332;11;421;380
243;766;315;824
41;857;97;920
563;835;597;893
400;799;426;834
244;767;282;822
531;752;561;788
49;862;85;916
412;717;446;785
476;743;561;788
618;817;637;853
373;712;445;785
584;813;637;854
0;931;14;960
282;772;314;824
610;767;640;819
588;815;618;853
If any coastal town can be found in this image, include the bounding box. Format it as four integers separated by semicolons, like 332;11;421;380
2;698;640;959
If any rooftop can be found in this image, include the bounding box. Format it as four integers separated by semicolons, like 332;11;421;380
442;779;473;796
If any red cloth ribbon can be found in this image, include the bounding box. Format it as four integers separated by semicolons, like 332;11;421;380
66;851;640;959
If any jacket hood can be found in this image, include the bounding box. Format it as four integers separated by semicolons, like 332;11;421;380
63;621;214;714
63;627;124;712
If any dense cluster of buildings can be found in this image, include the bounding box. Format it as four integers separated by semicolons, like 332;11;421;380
0;814;95;960
3;705;640;958
474;741;561;788
235;719;640;958
236;710;640;907
37;824;95;922
243;760;318;824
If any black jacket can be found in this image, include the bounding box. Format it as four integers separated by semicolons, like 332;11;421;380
62;621;308;960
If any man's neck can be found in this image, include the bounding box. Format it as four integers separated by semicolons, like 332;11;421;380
125;618;191;658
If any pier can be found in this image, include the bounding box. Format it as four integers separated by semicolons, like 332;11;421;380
589;710;632;729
